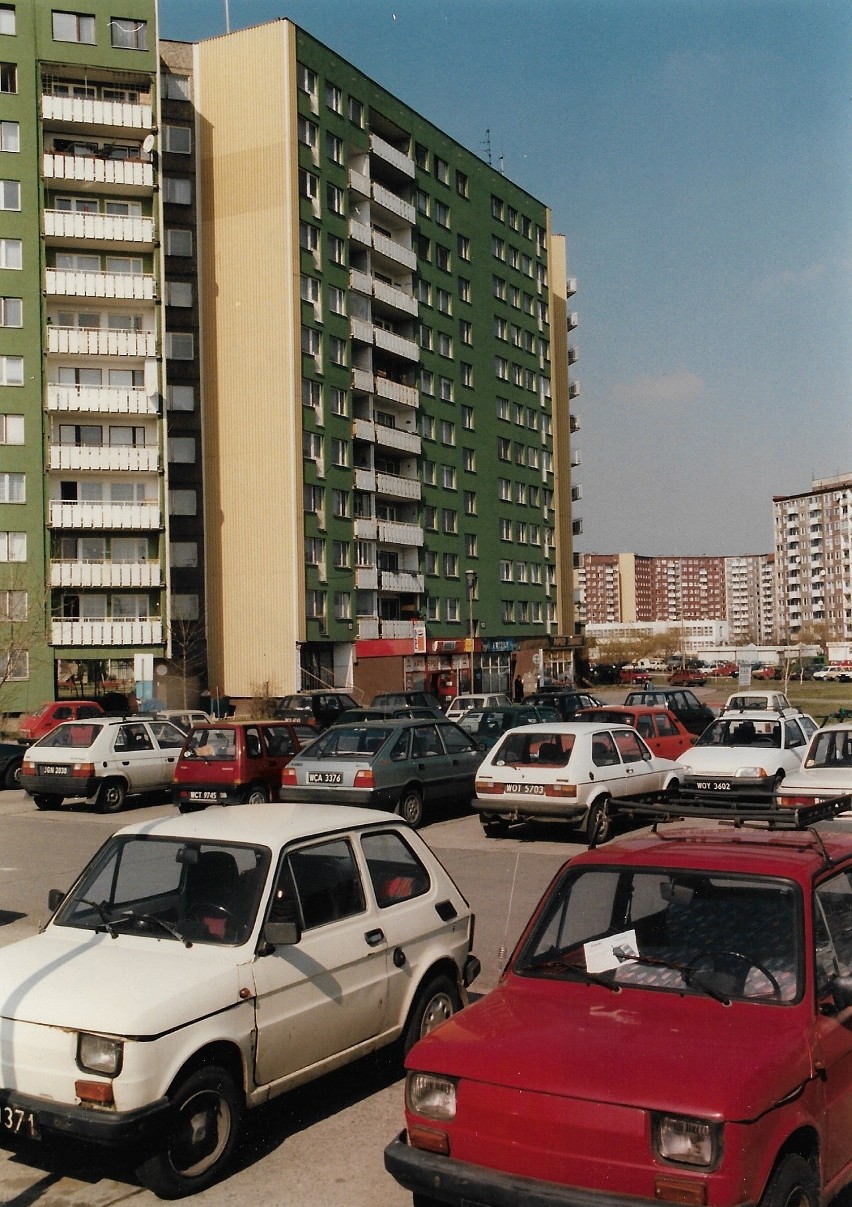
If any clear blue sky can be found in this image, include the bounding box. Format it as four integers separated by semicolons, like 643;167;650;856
157;0;852;556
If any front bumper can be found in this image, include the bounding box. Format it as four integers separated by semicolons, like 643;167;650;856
0;1085;171;1148
384;1131;700;1207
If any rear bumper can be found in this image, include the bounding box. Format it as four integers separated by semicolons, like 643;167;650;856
20;773;98;799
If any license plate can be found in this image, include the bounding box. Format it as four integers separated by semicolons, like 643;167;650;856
1;1104;39;1139
40;765;69;776
695;780;731;791
189;790;221;800
308;772;343;784
504;783;544;795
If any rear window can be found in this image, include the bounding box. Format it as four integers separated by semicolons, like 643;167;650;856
184;728;238;759
309;725;393;757
35;722;100;750
491;730;575;766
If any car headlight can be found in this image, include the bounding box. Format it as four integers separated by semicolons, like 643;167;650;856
77;1033;123;1076
406;1071;457;1120
654;1114;720;1166
735;766;766;778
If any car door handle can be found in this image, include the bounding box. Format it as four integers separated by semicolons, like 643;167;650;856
364;928;385;947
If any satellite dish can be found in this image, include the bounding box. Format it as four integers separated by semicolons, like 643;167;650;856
141;133;155;154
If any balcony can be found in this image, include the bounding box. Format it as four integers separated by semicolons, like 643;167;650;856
43;153;154;194
568;345;578;364
377;520;423;546
48;445;159;473
380;619;417;639
372;278;417;316
354;468;376;492
373;327;419;361
352;418;375;442
46;268;156;301
349;219;372;247
566;277;577;297
357;617;380;639
44;209;155;249
46;385;158;415
354;518;378;540
50;560;162;588
47;327;156;357
351;316;374;344
374;425;420;455
41;94;153;134
349;268;372;295
569;381;581;398
355;566;378;590
348;167;371;197
376;472;420;501
379;570;424;593
51;618;163;647
352;367;373;393
371;182;415;225
567;312;578;330
375;376;418;409
369;135;415;179
49;501;161;530
371;231;417;271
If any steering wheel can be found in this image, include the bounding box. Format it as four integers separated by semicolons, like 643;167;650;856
186;900;237;932
691;949;782;999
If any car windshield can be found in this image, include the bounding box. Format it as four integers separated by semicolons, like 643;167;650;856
34;722;100;749
184;728;237;759
804;730;852;770
515;866;801;1004
491;730;576;766
54;835;271;946
696;719;780;749
307;725;393;758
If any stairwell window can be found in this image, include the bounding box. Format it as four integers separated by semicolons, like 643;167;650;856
0;7;15;35
0;531;25;561
0;179;19;209
0;414;23;443
0;296;21;326
110;17;147;50
0;355;22;384
0;120;18;151
0;472;24;502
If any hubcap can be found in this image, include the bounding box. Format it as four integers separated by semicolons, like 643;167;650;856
169;1089;231;1178
420;991;454;1037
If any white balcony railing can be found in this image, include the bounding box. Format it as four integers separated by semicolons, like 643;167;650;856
376;472;420;501
44;210;155;246
46;268;156;301
348;219;372;247
380;619;417;639
50;560;162;588
352;367;373;393
377;520;423;546
350;317;374;344
357;618;380;640
369;134;415;179
374;376;418;408
354;518;378;541
354;468;376;492
43;153;154;190
355;567;379;590
48;446;159;473
348;167;371;196
51;618;163;647
352;418;374;442
49;501;161;530
46;385;157;415
371;182;416;225
379;570;424;593
372;278;418;316
349;268;372;295
374;426;420;455
371;231;417;271
41;95;153;132
47;327;157;357
373;327;419;361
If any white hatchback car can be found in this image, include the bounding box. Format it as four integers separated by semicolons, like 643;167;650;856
677;708;817;798
445;692;512;721
776;724;852;807
20;716;188;813
473;722;682;843
0;803;479;1197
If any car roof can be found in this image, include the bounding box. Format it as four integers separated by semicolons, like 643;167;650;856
494;722;632;736
578;705;674;717
113;802;414;847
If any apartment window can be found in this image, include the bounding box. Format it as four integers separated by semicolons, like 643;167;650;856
165;228;193;258
304;485;323;514
301;326;320;357
492;275;507;301
416;189;429;216
170;541;197;568
304;536;324;565
499;519;512;542
165;490;196;516
439;419;455;445
420;325;433;352
305;590;325;620
332;489;349;518
458;277;471;303
435;201;450;228
0;120;17;151
297;64;317;95
302;379;321;410
437;288;452;315
465;533;477;559
166;281;192;308
168;437;195;463
329;387;347;416
165;333;194;360
162;73;190;101
332;540;350;569
326;133;344;165
456;170;468;198
298;116;318;149
300;221;320;254
110;17;147;50
326;182;345;216
0;7;15;35
414;142;428;170
163;176;191;205
461;405;474;430
460;362;473;388
424;550;438;576
163;125;191;154
299;169;318;202
459;319;472;345
442;551;458;576
0;179;19;210
172;594;199;621
0;472;24;501
420;369;434;397
329;336;346;366
462;447;475;472
0;531;25;561
422;460;435;486
463;490;476;516
0;413;23;443
325;82;342;113
438;378;453;403
417;279;432;306
0;296;20;326
497;438;511;462
0;355;22;384
328;234;345;265
435;244;450;272
424;505;437;531
495;356;509;381
167;385;194;411
0;649;26;680
301;275;320;305
416;233;431;262
348;96;363;127
333;592;351;621
331;439;348;468
492;236;505;261
441;465;456;491
303;431;322;462
434;157;449;185
421;414;435;440
437;331;452;358
0;60;13;91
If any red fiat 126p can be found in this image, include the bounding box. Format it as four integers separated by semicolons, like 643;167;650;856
386;796;852;1207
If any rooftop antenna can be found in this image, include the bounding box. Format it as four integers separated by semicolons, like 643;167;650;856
483;128;492;166
224;0;230;32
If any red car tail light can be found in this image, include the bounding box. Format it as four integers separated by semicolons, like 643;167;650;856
545;782;577;798
281;768;297;786
354;769;375;788
475;780;501;794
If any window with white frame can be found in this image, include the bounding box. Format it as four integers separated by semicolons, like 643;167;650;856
420;369;434;396
443;551;458;577
329;336;346;366
166;281;193;308
300;221;319;254
441;465;456;491
462;405;474;430
0;296;20;326
500;560;513;582
299;168;318;201
331;489;349;518
460;362;472;388
298;116;318;149
0;413;23;443
163;125;191;154
52;11;95;42
442;510;457;535
0;471;24;501
325;82;342;113
333;591;351;620
110;17;147;49
0;238;20;268
332;540;350;569
440;420;455;445
437;288;452;315
162;73;190;101
462;447;475;472
0;179;20;210
446;597;459;622
302;379;321;410
326;133;344;165
331;438;348;468
328;234;345;265
329;387;347;416
0;7;15;35
304;536;324;565
166;333;194;360
438;377;453;403
1;650;27;680
326;182;345;215
499;518;512;541
0;121;18;152
458;277;471;303
463;490;476;515
0;355;22;384
297;64;317;95
306;590;325;619
328;285;345;316
1;589;28;621
0;530;25;561
163;176;191;205
165;228;193;257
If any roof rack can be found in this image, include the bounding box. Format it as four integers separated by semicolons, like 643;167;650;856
630;793;852;832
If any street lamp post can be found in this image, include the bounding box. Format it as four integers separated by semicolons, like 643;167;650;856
465;570;478;694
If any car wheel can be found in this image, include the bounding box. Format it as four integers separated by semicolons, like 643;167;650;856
243;785;269;804
33;793;62;811
396;784;424;828
585;797;612;845
96;778;128;814
759;1154;818;1207
402;974;462;1055
135;1064;242;1199
481;815;509;838
4;759;21;790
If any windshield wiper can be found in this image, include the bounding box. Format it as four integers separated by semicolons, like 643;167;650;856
115;910;193;947
613;946;731;1005
526;954;620;991
78;898;119;939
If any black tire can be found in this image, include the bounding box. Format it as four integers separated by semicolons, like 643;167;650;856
135;1064;242;1199
396;784;424;828
482;815;510;838
96;778;127;814
33;793;63;811
759;1154;818;1207
402;974;462;1055
413;1197;443;1207
4;759;21;790
585;796;612;845
243;784;269;805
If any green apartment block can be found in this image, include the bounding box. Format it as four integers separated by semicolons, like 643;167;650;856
1;4;579;714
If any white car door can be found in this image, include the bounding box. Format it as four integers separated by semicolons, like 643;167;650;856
610;728;668;796
109;721;164;792
252;835;387;1086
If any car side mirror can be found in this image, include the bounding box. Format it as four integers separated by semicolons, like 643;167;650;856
264;920;301;947
48;888;65;912
830;975;852;1014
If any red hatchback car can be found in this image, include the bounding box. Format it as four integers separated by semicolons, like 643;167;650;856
386;798;852;1207
172;720;315;810
574;705;696;760
17;699;105;745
